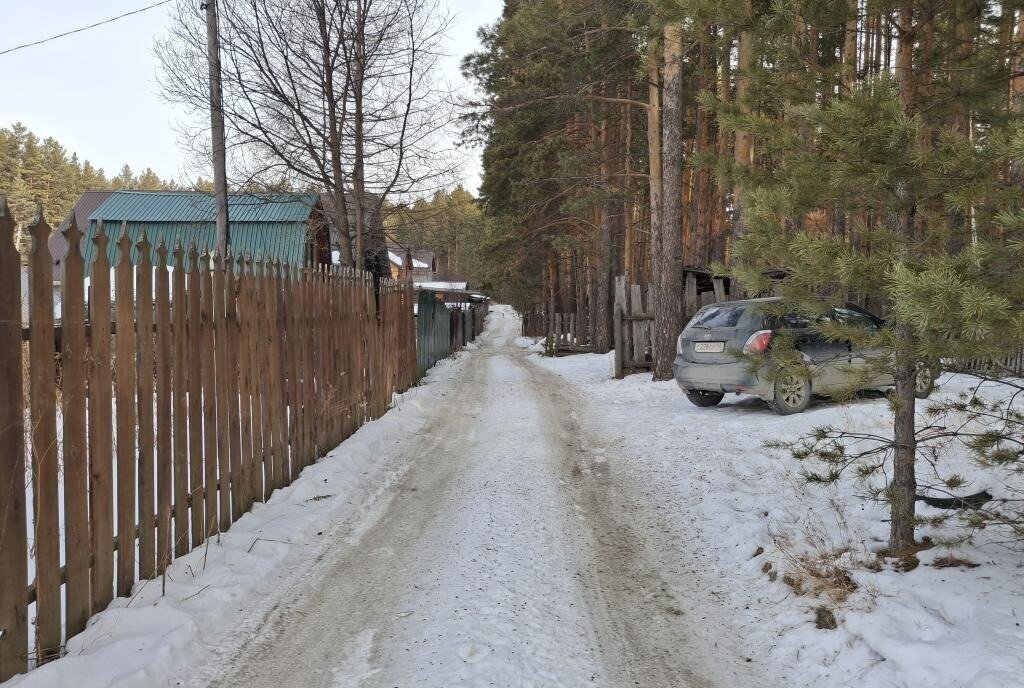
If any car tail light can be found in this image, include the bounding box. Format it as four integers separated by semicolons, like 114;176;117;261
743;330;773;354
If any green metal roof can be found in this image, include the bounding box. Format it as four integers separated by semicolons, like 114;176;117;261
89;191;320;223
80;191;319;272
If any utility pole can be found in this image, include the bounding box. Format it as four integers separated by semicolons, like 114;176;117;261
203;0;230;258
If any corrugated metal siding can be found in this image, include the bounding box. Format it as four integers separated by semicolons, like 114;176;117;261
89;191;320;223
82;219;309;274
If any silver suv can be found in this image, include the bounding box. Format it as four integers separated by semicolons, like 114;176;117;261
673;297;936;414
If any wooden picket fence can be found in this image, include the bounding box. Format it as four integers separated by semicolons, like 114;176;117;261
613;277;653;378
0;199;417;681
611;270;735;378
520;306;546;337
956;347;1024;378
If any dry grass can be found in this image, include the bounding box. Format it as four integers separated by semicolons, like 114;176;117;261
777;552;858;602
876;536;934;572
769;500;868;604
932;554;980;569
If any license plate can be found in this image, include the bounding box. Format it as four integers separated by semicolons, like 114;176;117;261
694;341;725;353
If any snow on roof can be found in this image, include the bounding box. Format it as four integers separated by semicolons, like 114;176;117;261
388;250;431;269
416;281;467;291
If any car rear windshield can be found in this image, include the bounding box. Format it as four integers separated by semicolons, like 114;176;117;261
689;303;747;329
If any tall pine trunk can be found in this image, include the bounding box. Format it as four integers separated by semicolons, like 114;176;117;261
731;7;754;254
647;41;669;374
1011;10;1024;189
888;1;919;555
652;22;685;381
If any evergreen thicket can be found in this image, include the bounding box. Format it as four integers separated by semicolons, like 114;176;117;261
468;0;1024;553
0;122;179;230
388;186;510;293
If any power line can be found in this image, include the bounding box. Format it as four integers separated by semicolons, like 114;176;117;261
0;1;171;57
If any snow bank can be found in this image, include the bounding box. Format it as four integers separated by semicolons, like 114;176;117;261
533;351;1024;688
512;335;543;352
5;348;476;688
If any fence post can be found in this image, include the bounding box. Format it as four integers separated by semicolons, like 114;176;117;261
200;251;218;537
236;255;255;511
155;241;173;573
212;253;232;530
615;276;630;363
268;261;287;492
225;255;243;522
89;224;115;613
0;197;28;682
62;214;90;637
630;284;647;364
114;225;138;597
187;246;205;544
613;304;624;379
712;276;726;303
137;231;156;581
26;208;60;662
685;271;698;320
171;243;189;556
283;263;301;482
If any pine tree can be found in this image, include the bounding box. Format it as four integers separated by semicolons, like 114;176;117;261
465;0;650;341
725;1;1024;555
111;164;135;189
0;123;182;226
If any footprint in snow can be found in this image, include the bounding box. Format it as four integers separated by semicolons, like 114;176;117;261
457;642;492;663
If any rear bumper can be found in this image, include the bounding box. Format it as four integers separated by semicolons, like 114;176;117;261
673;355;772;398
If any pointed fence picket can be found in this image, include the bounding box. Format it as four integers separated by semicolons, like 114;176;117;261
0;199;421;682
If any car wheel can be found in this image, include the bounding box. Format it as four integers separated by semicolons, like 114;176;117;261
686;390;724;408
914;362;936;399
770;373;811;415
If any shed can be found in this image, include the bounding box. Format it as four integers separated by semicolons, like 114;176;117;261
387;247;435;281
78;191;328;272
52;190;114;282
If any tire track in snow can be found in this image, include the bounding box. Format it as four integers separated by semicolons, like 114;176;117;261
209;308;739;688
210;310;606;687
519;357;714;688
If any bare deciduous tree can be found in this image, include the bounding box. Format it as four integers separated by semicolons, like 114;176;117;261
157;0;456;274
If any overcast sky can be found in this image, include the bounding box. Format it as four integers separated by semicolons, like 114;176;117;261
0;0;499;193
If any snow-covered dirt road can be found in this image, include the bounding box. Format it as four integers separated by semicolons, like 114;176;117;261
207;307;763;688
12;306;1018;688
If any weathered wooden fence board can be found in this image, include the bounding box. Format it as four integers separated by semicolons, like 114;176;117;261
201;256;218;538
0;198;28;682
114;228;138;597
155;242;173;574
137;233;156;581
61;217;90;637
225;261;243;523
171;246;189;557
187;247;204;546
89;228;114;613
213;254;232;531
28;211;61;663
612;272;734;377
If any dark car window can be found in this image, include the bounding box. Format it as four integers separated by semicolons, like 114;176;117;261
780;312;815;329
690;303;747;328
762;310;823;330
831;306;880;332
